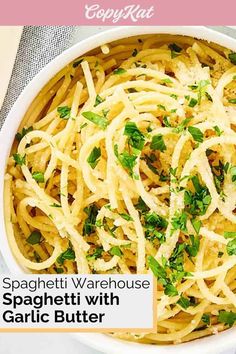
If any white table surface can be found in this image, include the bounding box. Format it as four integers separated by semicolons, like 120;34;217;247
1;26;236;354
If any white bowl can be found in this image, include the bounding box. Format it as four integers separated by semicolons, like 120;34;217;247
0;26;236;354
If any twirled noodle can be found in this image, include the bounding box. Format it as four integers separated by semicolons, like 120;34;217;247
5;34;236;344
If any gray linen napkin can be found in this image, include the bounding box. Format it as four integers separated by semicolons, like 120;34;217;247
0;26;77;129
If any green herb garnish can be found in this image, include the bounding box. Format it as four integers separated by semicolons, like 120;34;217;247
188;98;198;107
218;310;236;327
213;125;223;136
188;126;204;143
73;59;83;68
87;146;101;169
228;53;236;65
114;144;138;178
224;231;236;239
186;234;200;257
13;153;25;166
15;126;33;141
228;98;236;104
119;213;133;221
227;238;236;256
177;295;190;309
164;283;178;297
171;211;188;234
184;175;211;216
124;122;145;151
55;267;64;274
87;247;103;260
26;231;42;245
57;106;71;119
57;247;75;265
110;246;123;257
32;172;44;183
113;68;127;75
83;204;99;235
150;134;166;152
202;314;210;325
82;111;108;130
94;94;104;107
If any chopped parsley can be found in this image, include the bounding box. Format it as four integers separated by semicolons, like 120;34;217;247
55;267;64;274
13;153;25;166
188;126;204;143
228;98;236;104
113;68;127;75
228;52;236;65
80;122;88;130
205;92;213;102
189;80;210;104
202;314;210;325
57;247;75;265
32;171;44;183
173;117;192;134
230;166;236;183
168;43;182;59
161;78;173;84
213;125;223;136
163;116;171;127
82;111;108;130
177;295;190;309
50;203;61;208
144;212;168;229
169;243;186;274
144;212;167;244
87;146;101;169
26;231;42;245
150;134;166;152
171;211;188;233
164;283;178;297
157;104;166;111
109;246;123;257
119;213;133;221
191;218;202;234
141;154;159;175
73;58;83;68
114;144;138;178
224;231;236;239
168;43;182;53
186;234;200;257
148;255;167;279
184;175;211;216
188;98;198;107
226;238;236;256
135;197;149;214
94;94;104;107
124;122;145;151
15;126;33;141
83;204;99;235
218;310;236;327
57;106;71;119
87;247;103;260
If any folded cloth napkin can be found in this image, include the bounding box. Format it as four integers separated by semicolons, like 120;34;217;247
0;25;77;129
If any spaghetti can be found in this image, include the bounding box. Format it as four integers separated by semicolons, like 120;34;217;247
4;34;236;343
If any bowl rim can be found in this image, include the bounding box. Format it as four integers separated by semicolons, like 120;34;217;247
0;26;236;353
